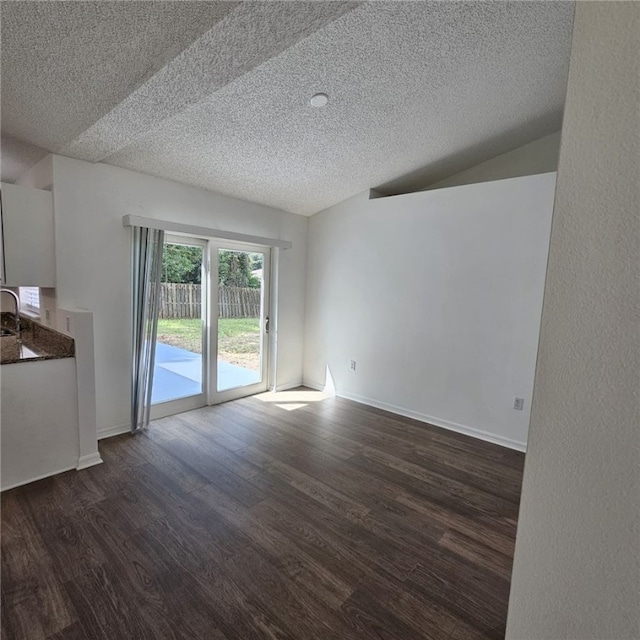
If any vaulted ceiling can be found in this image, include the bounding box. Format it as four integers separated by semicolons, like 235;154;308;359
1;1;574;215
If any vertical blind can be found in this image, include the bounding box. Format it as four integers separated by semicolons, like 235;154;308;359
131;226;164;433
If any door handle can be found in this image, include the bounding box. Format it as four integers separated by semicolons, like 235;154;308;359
265;316;270;334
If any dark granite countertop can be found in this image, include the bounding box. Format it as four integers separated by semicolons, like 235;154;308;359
1;313;75;364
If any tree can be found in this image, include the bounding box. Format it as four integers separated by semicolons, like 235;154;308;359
160;245;261;288
162;245;202;284
249;253;263;271
218;251;261;288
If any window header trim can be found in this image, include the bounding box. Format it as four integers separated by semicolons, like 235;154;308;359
122;215;292;250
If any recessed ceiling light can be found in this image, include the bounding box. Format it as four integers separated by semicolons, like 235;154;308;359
309;93;329;108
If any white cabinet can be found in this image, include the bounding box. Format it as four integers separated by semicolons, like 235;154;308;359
0;182;56;287
1;357;79;490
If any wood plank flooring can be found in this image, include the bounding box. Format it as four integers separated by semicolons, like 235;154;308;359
1;390;525;640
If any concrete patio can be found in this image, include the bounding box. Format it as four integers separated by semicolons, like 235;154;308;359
152;342;260;404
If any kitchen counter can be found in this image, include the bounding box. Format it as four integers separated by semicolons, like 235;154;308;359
0;313;75;364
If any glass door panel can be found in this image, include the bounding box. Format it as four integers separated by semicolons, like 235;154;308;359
151;237;207;412
210;243;270;402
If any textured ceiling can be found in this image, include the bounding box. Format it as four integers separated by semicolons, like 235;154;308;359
1;1;574;214
1;1;239;151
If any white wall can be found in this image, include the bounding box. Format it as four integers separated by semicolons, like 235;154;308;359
304;173;556;449
426;132;560;191
15;153;53;190
51;156;308;435
506;4;640;639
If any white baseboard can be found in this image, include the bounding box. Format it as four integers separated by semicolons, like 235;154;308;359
93;389;525;452
1;465;77;492
97;423;130;440
337;390;527;452
76;452;103;470
274;380;304;392
301;379;326;392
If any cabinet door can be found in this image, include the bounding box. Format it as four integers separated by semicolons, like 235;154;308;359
0;183;55;287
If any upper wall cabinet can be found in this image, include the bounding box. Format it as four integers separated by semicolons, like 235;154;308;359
0;182;56;287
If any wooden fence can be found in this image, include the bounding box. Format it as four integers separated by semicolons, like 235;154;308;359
159;283;261;319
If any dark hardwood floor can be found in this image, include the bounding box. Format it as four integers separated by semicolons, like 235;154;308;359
1;390;524;640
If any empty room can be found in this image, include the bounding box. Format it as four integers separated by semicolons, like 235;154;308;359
0;2;637;640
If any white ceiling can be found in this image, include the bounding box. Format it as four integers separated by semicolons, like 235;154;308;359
1;1;574;215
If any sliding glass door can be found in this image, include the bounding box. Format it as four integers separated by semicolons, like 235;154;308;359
209;241;270;404
151;235;207;417
151;236;270;417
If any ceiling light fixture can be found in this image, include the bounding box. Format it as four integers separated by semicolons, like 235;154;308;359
309;93;329;108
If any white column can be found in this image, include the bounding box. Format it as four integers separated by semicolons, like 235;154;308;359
506;3;640;639
60;308;103;470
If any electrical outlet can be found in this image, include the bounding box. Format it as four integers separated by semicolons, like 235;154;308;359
513;397;525;411
349;360;356;372
44;309;51;324
65;315;72;334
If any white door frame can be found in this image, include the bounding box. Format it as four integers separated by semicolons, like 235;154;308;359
150;236;275;418
207;239;271;405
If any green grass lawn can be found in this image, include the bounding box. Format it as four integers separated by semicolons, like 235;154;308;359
156;318;260;364
217;317;260;338
156;318;203;351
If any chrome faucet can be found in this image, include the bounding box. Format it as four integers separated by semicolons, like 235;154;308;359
0;289;21;336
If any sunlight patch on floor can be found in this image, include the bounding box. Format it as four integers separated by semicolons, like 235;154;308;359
255;389;334;411
274;402;310;411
